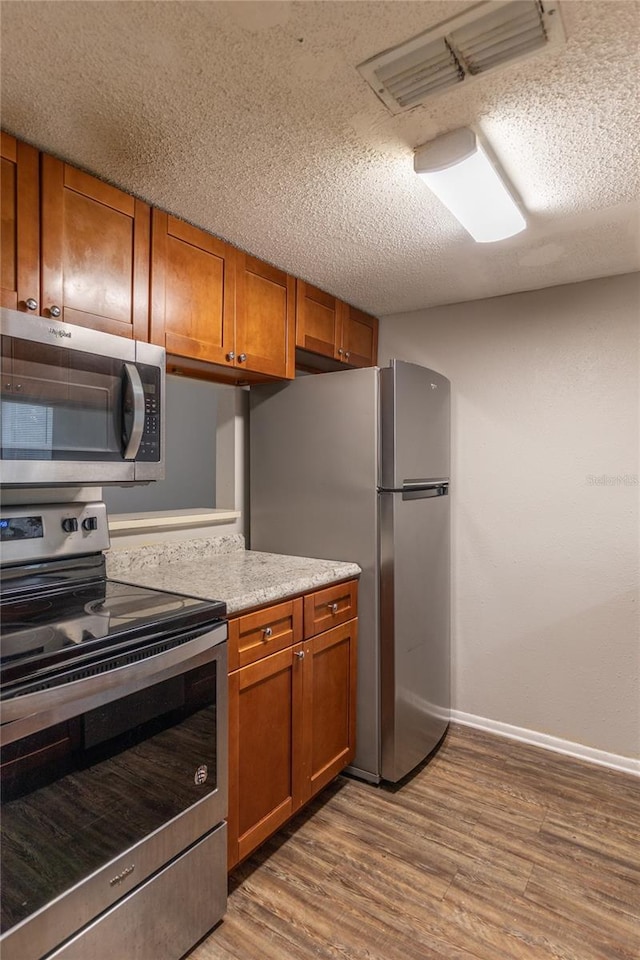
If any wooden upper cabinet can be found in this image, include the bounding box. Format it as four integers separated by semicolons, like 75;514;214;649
236;253;295;379
296;279;379;369
1;133;39;311
2;134;374;381
40;155;150;337
340;303;379;368
150;210;235;365
295;280;341;359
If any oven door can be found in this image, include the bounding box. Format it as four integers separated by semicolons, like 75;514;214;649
0;308;164;485
0;621;227;960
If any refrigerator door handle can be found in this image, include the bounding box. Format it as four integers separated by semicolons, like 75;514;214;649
403;479;449;489
402;483;448;501
379;480;449;499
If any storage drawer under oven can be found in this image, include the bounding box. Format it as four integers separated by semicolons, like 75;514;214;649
45;823;227;960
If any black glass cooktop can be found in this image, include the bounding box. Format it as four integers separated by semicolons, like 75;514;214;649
1;578;226;690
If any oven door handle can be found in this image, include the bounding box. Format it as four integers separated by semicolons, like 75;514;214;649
122;362;145;460
0;624;227;746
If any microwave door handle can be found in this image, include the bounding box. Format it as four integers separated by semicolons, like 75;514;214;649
122;362;145;459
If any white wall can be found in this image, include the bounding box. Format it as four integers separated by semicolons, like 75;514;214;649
379;273;640;761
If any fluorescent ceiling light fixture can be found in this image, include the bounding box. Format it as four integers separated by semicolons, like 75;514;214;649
413;128;526;243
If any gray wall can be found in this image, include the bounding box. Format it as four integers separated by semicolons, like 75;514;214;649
104;375;218;514
379;272;640;760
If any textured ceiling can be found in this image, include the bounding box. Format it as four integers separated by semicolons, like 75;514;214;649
1;1;639;316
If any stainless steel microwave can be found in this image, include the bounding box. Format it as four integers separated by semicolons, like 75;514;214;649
1;308;165;486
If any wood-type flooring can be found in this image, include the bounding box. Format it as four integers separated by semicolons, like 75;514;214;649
189;724;639;960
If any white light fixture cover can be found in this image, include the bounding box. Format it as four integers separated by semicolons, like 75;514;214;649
414;128;526;243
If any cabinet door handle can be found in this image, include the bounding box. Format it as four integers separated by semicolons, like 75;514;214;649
328;602;338;614
294;650;305;660
49;305;62;318
345;352;351;360
337;348;344;356
226;352;235;362
25;298;38;311
262;627;273;638
238;353;247;363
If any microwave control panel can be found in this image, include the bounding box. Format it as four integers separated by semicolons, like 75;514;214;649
138;363;161;462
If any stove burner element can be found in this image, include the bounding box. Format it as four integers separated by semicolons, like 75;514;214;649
84;593;188;623
1;569;226;692
14;597;54;616
1;624;59;662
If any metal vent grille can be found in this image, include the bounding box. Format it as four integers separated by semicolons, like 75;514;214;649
451;2;548;75
374;38;464;109
357;1;565;114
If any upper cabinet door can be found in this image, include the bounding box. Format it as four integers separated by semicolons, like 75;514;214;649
340;303;379;368
296;280;379;369
150;211;235;366
236;253;294;379
40;155;150;338
295;280;341;360
1;133;39;311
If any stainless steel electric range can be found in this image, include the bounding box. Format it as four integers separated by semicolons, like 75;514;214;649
0;501;228;960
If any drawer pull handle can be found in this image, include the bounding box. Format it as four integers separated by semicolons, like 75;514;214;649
295;650;305;660
262;627;273;639
328;602;339;614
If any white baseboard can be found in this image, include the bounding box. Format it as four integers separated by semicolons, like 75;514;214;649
450;710;640;777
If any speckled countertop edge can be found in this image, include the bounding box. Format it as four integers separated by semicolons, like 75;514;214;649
106;541;360;615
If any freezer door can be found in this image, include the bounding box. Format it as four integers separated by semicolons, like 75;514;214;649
379;488;450;782
380;359;450;490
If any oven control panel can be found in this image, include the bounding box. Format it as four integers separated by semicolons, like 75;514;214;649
0;501;110;565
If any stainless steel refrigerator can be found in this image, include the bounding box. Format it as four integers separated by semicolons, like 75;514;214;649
249;359;450;783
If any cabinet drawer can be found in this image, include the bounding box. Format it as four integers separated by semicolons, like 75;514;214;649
303;579;358;639
228;598;303;671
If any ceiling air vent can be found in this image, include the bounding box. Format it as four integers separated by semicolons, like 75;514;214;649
357;1;565;114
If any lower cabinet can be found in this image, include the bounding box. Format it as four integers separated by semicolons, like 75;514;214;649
299;620;357;806
227;580;358;870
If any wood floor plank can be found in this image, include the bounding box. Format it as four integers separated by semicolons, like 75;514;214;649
444;872;634;960
525;864;640;945
524;851;640;922
536;815;639;885
187;724;640;960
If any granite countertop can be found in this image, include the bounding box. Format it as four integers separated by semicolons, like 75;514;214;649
106;535;360;615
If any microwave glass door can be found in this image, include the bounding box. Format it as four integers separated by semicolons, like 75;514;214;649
1;335;137;462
